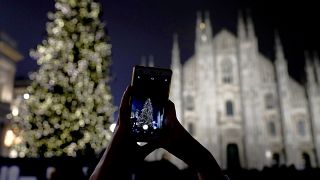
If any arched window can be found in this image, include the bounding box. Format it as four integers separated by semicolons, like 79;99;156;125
272;153;280;167
226;100;234;116
221;59;233;83
265;93;275;109
188;123;194;135
185;95;194;111
297;120;306;136
302;152;311;169
268;121;277;136
227;144;241;169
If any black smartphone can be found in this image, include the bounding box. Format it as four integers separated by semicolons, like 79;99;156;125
130;65;172;142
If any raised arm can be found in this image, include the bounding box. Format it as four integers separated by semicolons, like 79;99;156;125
160;101;226;180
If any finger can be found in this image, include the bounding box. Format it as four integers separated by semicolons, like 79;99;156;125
137;142;159;158
164;100;177;128
167;100;176;114
119;86;132;121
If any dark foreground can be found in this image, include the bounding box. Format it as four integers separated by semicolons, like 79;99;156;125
1;157;319;180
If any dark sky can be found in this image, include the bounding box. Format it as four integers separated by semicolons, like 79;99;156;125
0;0;319;107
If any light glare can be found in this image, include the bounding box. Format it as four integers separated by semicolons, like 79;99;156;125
23;93;30;100
4;130;15;147
12;107;19;117
265;150;272;159
109;123;116;132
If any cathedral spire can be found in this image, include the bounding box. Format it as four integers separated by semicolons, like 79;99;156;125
313;51;320;84
195;11;213;51
171;34;181;67
195;11;203;45
196;11;202;26
170;33;182;122
275;31;285;61
148;55;154;67
237;10;246;40
246;10;255;40
140;55;147;66
204;11;213;40
305;51;315;83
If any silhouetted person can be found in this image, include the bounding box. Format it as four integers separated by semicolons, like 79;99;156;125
90;86;227;180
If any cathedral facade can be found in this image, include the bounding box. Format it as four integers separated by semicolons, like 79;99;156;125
169;12;320;170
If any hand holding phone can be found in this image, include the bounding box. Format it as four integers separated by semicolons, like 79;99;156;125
130;66;172;142
90;83;225;180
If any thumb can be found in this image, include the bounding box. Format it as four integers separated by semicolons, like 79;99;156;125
164;100;177;128
118;86;132;126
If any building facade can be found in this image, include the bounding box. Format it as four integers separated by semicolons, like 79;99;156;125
0;32;22;156
169;12;320;170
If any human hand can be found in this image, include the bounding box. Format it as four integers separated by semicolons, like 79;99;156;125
113;86;157;159
156;100;225;180
152;100;190;152
90;86;157;180
90;87;225;180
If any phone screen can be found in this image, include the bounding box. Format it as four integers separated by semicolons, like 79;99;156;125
130;66;172;142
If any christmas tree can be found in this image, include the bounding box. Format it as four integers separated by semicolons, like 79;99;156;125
137;98;153;129
12;0;114;157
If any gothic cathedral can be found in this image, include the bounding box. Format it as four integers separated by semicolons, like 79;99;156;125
169;12;320;170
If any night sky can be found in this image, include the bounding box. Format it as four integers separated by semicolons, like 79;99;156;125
0;0;319;107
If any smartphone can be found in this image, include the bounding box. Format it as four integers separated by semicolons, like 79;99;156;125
130;65;172;142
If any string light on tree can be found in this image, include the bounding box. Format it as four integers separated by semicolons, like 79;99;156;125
23;93;30;100
12;107;19;117
137;98;153;129
109;123;116;133
143;124;148;130
11;0;114;157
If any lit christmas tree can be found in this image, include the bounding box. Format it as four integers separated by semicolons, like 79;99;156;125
12;0;114;157
137;98;153;129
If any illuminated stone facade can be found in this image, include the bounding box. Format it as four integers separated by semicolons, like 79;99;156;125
169;12;320;170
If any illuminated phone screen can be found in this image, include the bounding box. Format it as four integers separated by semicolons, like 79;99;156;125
130;66;172;142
